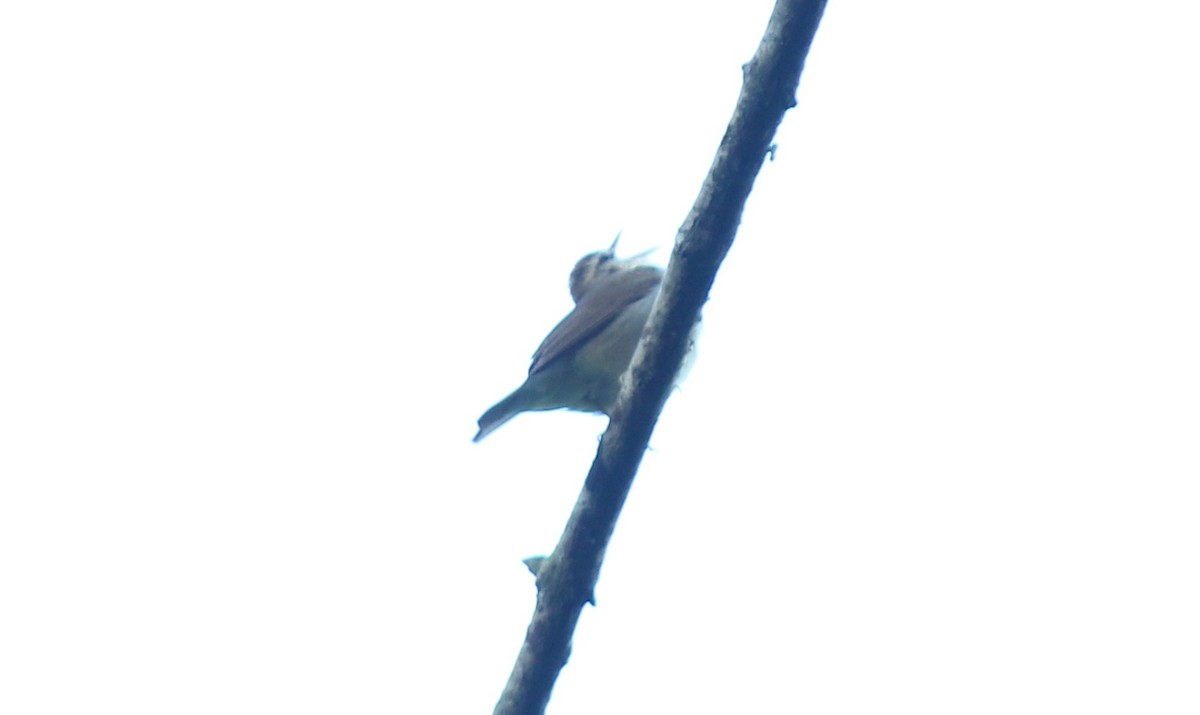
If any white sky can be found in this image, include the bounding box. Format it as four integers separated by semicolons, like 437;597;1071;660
3;1;1198;713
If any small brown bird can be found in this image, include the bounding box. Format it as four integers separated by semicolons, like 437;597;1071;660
474;239;663;442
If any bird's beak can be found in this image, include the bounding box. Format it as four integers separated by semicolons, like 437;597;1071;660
626;246;657;262
607;232;656;263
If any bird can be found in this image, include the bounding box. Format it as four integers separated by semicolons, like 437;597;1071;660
473;238;664;442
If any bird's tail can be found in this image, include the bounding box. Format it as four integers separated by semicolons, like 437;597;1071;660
473;388;531;442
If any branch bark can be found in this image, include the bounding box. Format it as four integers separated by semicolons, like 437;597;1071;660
493;2;828;713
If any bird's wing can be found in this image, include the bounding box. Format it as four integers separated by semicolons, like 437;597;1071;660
529;266;662;375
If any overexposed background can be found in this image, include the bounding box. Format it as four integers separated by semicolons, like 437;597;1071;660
2;1;1198;713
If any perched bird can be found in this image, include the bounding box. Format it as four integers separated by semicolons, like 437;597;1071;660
473;239;663;442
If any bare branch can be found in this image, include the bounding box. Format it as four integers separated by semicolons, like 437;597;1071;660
493;2;828;713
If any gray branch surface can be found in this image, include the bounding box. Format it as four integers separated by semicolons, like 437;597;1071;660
493;2;828;713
